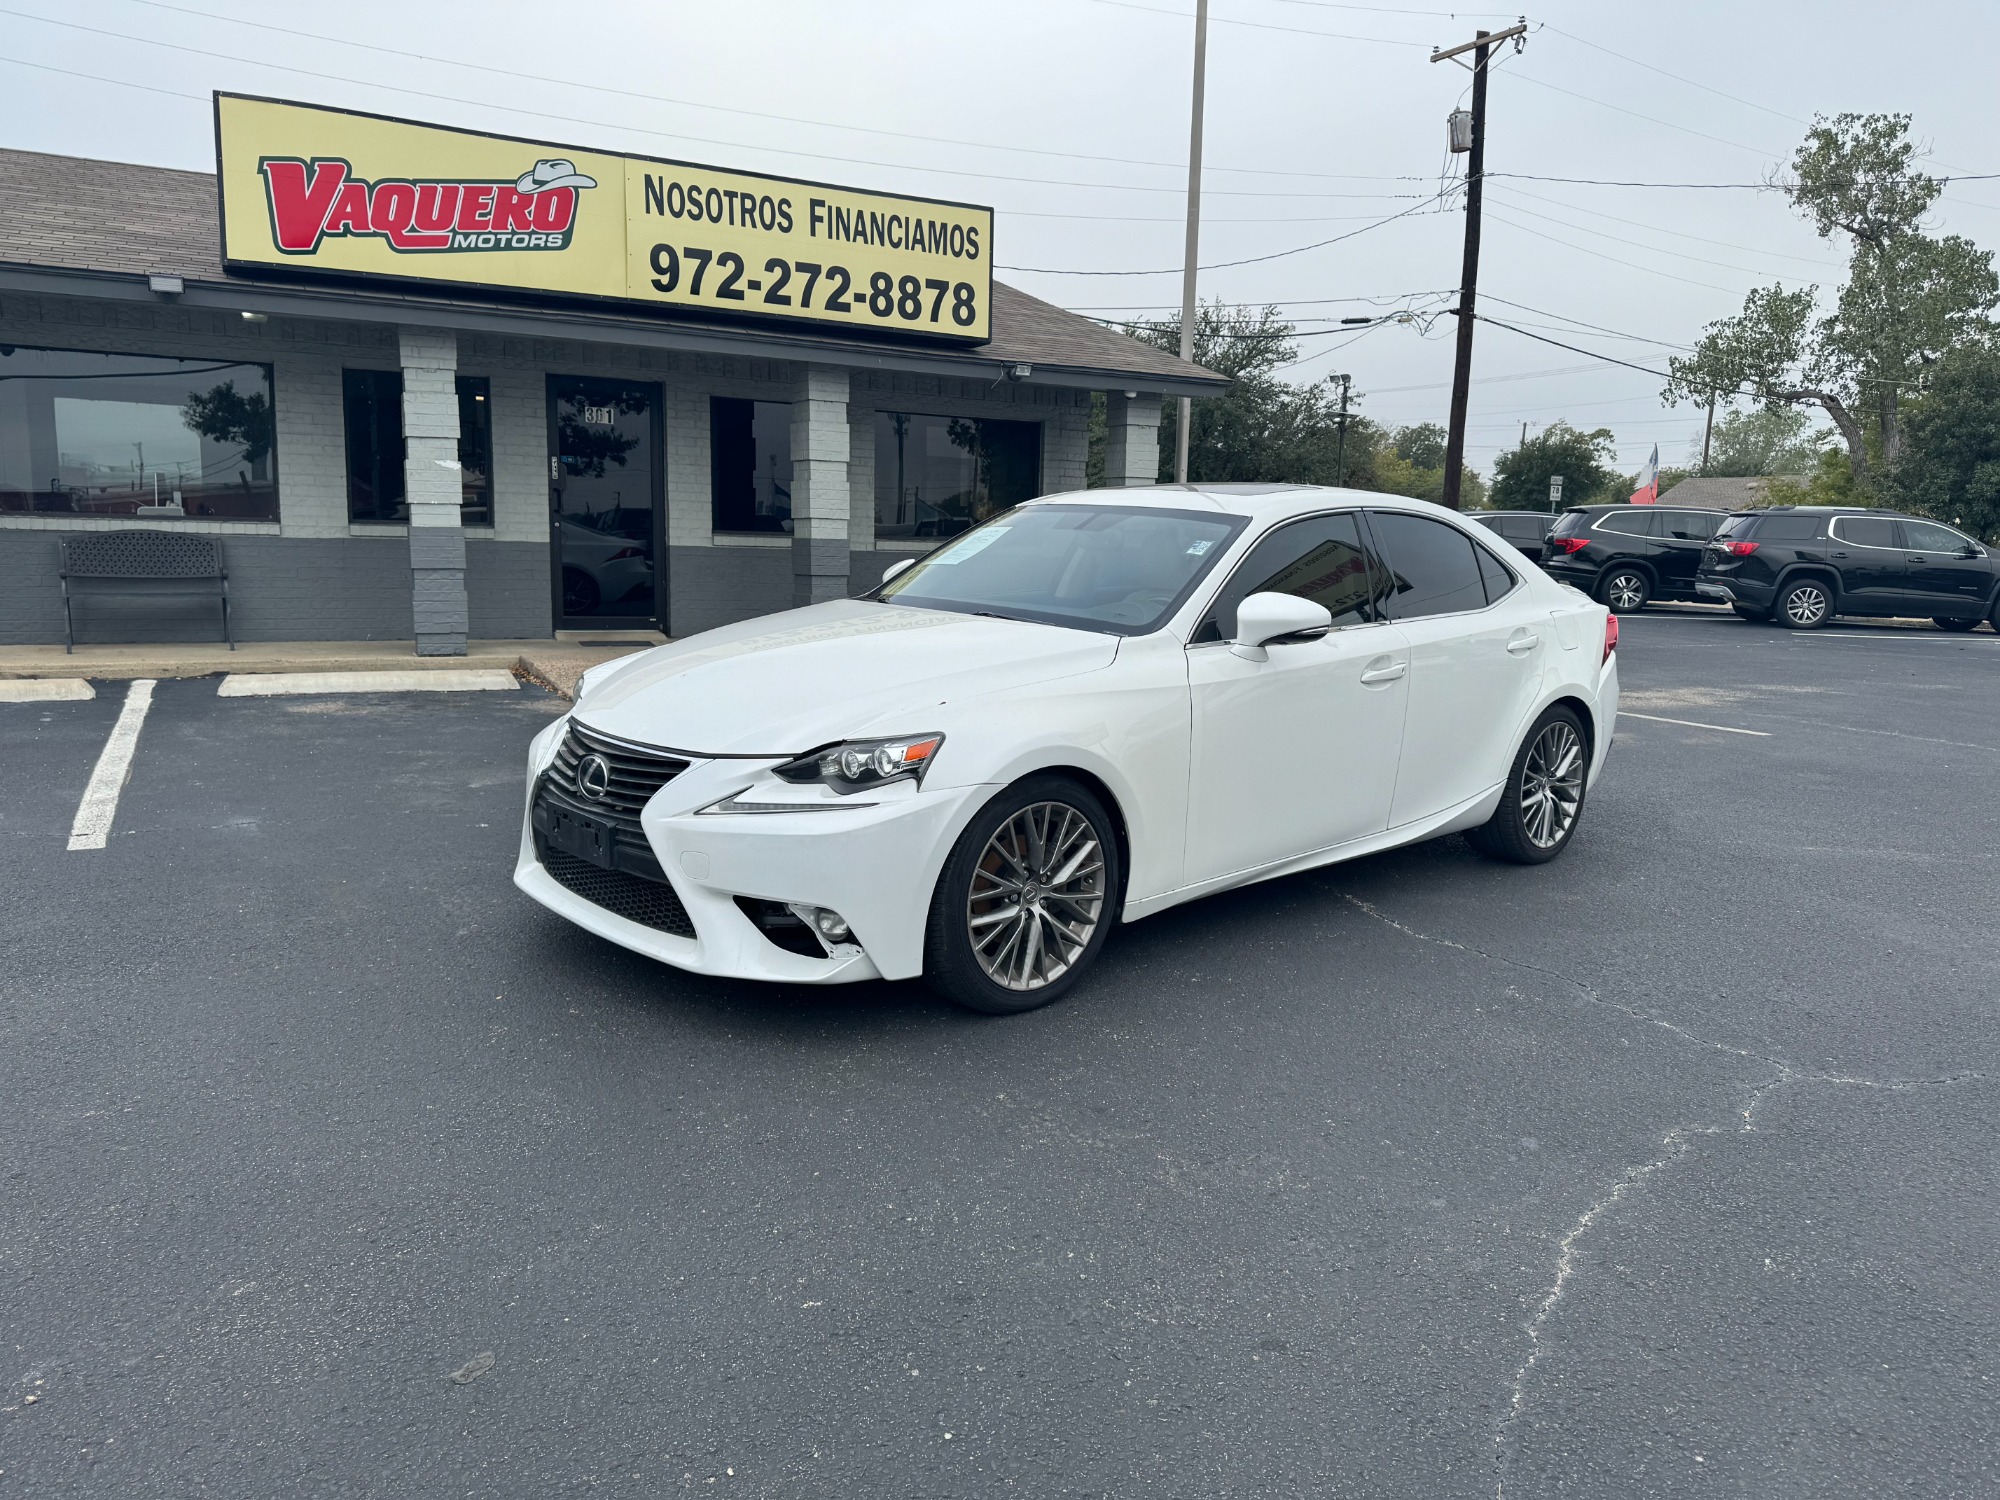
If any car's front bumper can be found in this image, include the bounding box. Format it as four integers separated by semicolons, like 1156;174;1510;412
512;716;988;984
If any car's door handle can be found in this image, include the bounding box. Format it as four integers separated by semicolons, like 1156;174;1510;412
1506;633;1541;655
1359;661;1406;684
1831;550;1848;558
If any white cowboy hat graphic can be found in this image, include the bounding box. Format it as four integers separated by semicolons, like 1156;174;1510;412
515;159;597;193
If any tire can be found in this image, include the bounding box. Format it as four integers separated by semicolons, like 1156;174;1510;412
923;776;1123;1015
1732;603;1770;622
561;566;600;616
1598;568;1650;614
1466;705;1590;865
1934;615;1980;632
1774;577;1833;629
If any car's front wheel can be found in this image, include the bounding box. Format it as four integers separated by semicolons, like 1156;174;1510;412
1599;568;1651;613
1775;577;1832;628
923;776;1122;1015
1467;705;1590;865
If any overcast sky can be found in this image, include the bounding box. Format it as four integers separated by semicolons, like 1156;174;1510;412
6;0;1996;478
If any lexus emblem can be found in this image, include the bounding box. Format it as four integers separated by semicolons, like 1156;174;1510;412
575;753;612;800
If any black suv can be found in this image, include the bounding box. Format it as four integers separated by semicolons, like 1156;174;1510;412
1470;510;1553;562
1695;506;2000;629
1541;503;1730;612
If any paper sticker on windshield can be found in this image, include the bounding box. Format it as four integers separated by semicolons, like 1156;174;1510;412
1185;538;1216;556
929;526;1009;564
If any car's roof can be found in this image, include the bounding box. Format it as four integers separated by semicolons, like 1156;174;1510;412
1026;483;1485;525
1564;502;1727;515
1474;510;1551;519
1747;504;1900;515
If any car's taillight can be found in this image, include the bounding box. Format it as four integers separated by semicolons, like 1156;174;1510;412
1602;613;1619;665
1725;540;1759;556
1552;536;1590;554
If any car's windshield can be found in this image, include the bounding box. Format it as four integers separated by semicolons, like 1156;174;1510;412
874;503;1249;635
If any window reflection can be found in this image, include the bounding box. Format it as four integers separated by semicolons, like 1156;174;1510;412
874;411;1041;540
0;346;279;519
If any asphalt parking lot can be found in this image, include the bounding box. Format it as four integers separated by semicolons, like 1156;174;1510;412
3;610;1996;1499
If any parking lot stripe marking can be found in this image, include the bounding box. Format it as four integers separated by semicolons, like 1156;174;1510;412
0;678;95;702
1618;710;1771;737
68;678;155;851
216;670;521;696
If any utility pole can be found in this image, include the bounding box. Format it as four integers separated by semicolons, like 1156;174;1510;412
1332;373;1353;483
1433;21;1527;510
1701;391;1717;472
1175;0;1209;484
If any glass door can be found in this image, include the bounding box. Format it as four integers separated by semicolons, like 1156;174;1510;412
547;375;664;629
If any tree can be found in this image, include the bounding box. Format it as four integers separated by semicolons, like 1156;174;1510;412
1700;406;1829;477
1489;421;1621;511
181;380;274;466
1665;114;1998;487
1882;340;2000;541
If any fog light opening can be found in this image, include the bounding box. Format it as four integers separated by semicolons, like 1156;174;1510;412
788;903;852;944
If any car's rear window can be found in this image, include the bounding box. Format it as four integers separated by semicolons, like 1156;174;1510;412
1716;514;1758;540
1550;511;1588;537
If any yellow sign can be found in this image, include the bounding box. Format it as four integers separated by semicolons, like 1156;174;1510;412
215;94;994;342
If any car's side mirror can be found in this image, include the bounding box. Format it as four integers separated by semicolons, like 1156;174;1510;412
881;557;918;585
1231;591;1334;661
1961;543;1982;559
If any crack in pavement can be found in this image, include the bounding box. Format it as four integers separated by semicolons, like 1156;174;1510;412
1337;893;1982;1500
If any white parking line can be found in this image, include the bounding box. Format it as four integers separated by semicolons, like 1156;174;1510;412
216;669;520;696
1618;710;1772;738
0;678;95;702
68;679;155;851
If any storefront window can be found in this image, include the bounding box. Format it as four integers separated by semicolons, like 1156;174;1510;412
710;397;792;533
0;346;278;519
342;369;494;525
873;412;1041;541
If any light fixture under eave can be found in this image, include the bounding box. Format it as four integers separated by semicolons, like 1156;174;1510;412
240;311;268;323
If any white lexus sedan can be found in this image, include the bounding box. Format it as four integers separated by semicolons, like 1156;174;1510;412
515;485;1618;1014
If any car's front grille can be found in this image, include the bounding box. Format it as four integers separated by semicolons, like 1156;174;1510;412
539;848;696;939
533;721;690;881
544;720;690;821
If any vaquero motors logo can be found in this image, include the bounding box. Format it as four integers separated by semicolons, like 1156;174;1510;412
256;156;598;254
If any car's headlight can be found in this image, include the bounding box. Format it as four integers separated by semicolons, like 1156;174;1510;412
772;734;944;795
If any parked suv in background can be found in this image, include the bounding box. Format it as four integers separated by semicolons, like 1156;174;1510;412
1470;510;1553;562
1542;504;1731;612
1696;506;2000;629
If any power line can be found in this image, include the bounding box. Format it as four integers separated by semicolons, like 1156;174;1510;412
1492;182;1840;268
1484;208;1746;294
1502;68;1786;159
1081;0;1431;47
1534;23;1812;128
1475;316;1674;378
1000;192;1448;275
1487;193;1823;280
103;0;1434;186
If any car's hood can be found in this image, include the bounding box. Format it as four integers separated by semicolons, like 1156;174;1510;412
573;599;1121;756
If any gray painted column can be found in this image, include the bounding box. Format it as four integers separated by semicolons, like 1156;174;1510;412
789;365;852;607
1103;391;1163;487
400;327;467;655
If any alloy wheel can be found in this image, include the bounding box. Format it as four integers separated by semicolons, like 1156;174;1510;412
966;800;1107;991
1520;721;1585;850
1605;573;1647;611
1784;584;1829;626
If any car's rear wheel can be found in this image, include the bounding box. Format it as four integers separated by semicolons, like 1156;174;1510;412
1466;705;1589;865
1934;615;1980;632
1732;603;1769;622
1599;568;1650;613
1775;577;1832;629
923;776;1122;1015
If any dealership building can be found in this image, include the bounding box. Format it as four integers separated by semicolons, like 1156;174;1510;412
0;98;1222;651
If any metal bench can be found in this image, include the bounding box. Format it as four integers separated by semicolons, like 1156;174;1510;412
59;531;233;653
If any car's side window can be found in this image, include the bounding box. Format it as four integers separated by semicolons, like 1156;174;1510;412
1475;544;1518;603
1192;512;1381;643
1595;509;1659;537
1903;519;1973;552
1660;510;1713;540
1368;511;1489;621
1832;515;1901;548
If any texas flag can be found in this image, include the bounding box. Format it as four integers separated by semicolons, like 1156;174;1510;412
1630;444;1660;506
